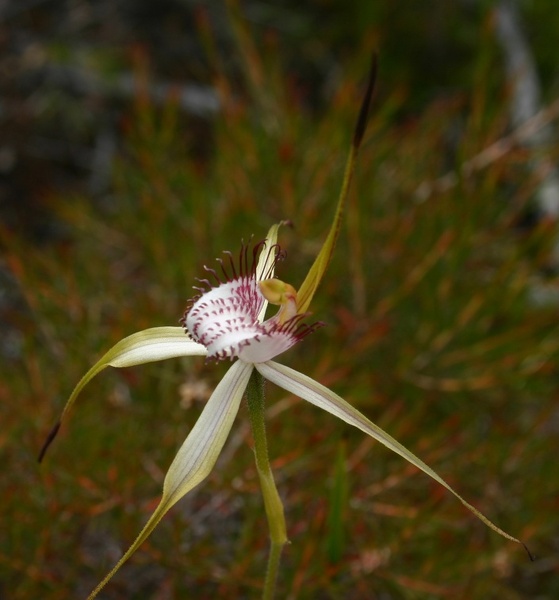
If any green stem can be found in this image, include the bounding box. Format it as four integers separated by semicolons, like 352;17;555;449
245;369;288;600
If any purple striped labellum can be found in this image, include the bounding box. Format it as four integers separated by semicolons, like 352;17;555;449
182;240;322;363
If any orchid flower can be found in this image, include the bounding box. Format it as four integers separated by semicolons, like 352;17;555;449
40;57;530;599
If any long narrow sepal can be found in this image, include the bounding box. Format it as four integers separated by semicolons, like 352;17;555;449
256;221;290;322
86;360;254;600
38;327;207;461
296;53;377;314
256;361;532;556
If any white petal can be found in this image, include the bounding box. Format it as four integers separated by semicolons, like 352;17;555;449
256;361;525;546
39;327;207;462
256;223;281;281
163;360;253;502
108;326;207;367
256;223;282;322
85;360;253;599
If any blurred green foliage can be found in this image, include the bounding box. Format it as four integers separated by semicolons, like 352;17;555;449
2;2;559;599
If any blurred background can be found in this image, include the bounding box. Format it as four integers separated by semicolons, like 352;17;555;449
2;0;559;598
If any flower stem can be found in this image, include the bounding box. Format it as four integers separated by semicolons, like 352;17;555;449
245;368;288;600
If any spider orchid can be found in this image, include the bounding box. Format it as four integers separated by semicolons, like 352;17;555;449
39;57;529;599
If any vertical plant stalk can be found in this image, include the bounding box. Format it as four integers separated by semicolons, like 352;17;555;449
245;369;287;600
